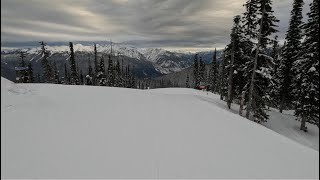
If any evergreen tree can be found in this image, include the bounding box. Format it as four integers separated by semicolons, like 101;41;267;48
238;0;259;114
107;54;115;86
19;51;26;67
93;43;99;85
242;0;258;38
219;49;227;100
268;35;281;108
186;74;190;88
39;41;53;83
294;0;319;130
19;51;28;83
53;61;60;84
226;15;243;109
69;42;78;85
209;48;218;92
37;74;41;83
121;57;125;87
86;60;93;85
245;0;279;122
115;60;121;87
97;57;106;86
27;63;34;83
64;63;69;84
80;70;84;85
193;54;199;88
277;0;304;113
198;57;205;84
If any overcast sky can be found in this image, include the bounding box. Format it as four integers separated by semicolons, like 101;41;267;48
1;0;312;51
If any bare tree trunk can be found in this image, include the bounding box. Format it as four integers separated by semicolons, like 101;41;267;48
227;45;235;109
300;117;307;132
239;90;246;116
246;2;265;119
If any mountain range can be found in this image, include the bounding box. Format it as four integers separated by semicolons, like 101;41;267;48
1;42;222;81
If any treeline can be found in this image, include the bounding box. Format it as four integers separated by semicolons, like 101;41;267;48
16;41;179;89
190;0;319;131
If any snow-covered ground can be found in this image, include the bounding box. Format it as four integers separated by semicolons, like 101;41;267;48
1;77;319;179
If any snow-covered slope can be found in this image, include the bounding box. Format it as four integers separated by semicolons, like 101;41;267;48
1;78;319;179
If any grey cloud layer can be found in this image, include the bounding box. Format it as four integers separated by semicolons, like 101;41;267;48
1;0;313;50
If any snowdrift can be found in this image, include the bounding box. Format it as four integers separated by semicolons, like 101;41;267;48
1;77;319;178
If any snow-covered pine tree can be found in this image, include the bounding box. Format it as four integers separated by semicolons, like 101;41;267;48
39;41;54;83
193;54;199;88
27;63;34;83
37;74;41;83
242;0;258;38
294;0;319;131
80;70;84;85
277;0;304;113
19;51;26;67
107;54;114;87
209;48;218;92
115;60;121;87
86;59;93;85
130;69;136;89
63;63;69;84
186;74;190;88
245;0;279;122
218;49;227;100
53;61;60;84
268;35;281;108
198;57;206;85
93;43;99;86
238;0;258;114
69;42;78;85
121;57;125;87
18;51;28;83
226;15;243;109
97;57;106;86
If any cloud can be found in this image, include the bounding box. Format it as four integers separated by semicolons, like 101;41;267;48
1;0;313;50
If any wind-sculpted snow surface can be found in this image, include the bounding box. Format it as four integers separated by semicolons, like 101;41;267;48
1;78;319;179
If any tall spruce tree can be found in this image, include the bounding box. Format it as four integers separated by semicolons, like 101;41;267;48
27;63;34;83
80;70;84;85
69;42;78;85
86;59;93;85
268;35;281;108
238;0;259;114
37;74;41;83
193;54;199;88
198;57;206;84
115;60;121;87
277;0;304;113
209;48;218;92
186;74;190;88
226;15;243;109
64;63;69;84
246;0;279;122
219;49;227;100
245;0;279;122
107;54;114;86
19;51;28;83
93;43;99;85
53;61;60;84
39;41;53;83
97;57;106;86
294;0;319;130
242;0;258;38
